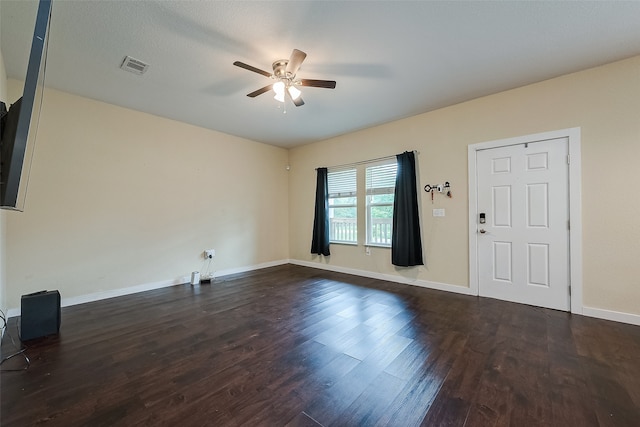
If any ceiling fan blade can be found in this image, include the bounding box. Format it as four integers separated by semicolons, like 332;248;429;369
233;61;272;78
299;79;337;89
286;49;307;75
247;85;273;97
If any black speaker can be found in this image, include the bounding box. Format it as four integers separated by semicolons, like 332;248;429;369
20;290;61;341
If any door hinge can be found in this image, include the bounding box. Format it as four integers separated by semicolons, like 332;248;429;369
568;220;570;230
567;154;570;165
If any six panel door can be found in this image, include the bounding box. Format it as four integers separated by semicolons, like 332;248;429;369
476;138;570;311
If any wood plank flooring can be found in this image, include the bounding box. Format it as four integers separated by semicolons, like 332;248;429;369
2;264;640;426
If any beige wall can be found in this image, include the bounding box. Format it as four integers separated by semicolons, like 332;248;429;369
5;54;640;319
5;81;290;309
289;55;640;317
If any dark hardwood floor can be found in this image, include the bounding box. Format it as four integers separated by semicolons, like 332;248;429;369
2;264;640;426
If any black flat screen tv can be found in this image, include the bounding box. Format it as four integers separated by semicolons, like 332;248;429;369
0;0;51;210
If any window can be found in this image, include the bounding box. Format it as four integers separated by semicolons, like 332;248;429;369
366;162;397;246
328;168;357;244
325;160;398;246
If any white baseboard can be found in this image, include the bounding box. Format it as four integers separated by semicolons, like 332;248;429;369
7;277;184;318
7;260;639;328
292;260;640;327
290;259;476;296
582;306;640;327
212;259;290;278
6;259;291;318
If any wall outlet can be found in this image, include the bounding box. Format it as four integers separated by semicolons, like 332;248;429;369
433;208;445;217
204;249;215;259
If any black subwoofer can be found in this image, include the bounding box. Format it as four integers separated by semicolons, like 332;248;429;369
20;290;61;341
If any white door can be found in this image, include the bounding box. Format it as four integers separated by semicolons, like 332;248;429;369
476;138;570;311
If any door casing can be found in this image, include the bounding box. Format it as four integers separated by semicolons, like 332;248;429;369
468;128;583;314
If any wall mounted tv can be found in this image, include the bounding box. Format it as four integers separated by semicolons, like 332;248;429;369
0;0;51;210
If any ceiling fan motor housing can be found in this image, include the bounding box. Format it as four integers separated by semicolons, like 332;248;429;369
273;60;292;79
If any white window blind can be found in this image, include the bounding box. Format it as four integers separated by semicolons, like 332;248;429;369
328;169;357;197
366;163;397;195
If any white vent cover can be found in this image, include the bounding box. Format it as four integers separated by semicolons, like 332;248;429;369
120;56;149;75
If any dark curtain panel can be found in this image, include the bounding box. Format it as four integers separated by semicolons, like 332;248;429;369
311;167;331;256
392;151;424;266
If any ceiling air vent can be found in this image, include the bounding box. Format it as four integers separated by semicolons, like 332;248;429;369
120;56;149;75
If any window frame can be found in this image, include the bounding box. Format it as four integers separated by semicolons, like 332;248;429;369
327;168;358;245
365;161;397;247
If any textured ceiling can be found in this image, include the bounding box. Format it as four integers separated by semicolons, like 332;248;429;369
2;1;640;148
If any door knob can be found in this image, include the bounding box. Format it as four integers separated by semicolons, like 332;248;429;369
479;229;486;234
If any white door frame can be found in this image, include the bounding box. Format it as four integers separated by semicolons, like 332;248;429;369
468;128;583;314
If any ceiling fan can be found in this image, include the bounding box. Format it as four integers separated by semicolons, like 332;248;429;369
233;49;336;107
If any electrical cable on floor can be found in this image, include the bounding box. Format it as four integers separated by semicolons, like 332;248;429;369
200;258;210;275
201;258;215;282
0;309;31;372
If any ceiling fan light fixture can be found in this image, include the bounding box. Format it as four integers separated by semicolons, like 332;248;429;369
273;81;286;102
273;81;285;94
288;85;301;100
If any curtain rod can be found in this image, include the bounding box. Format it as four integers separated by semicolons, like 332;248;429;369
316;150;419;170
